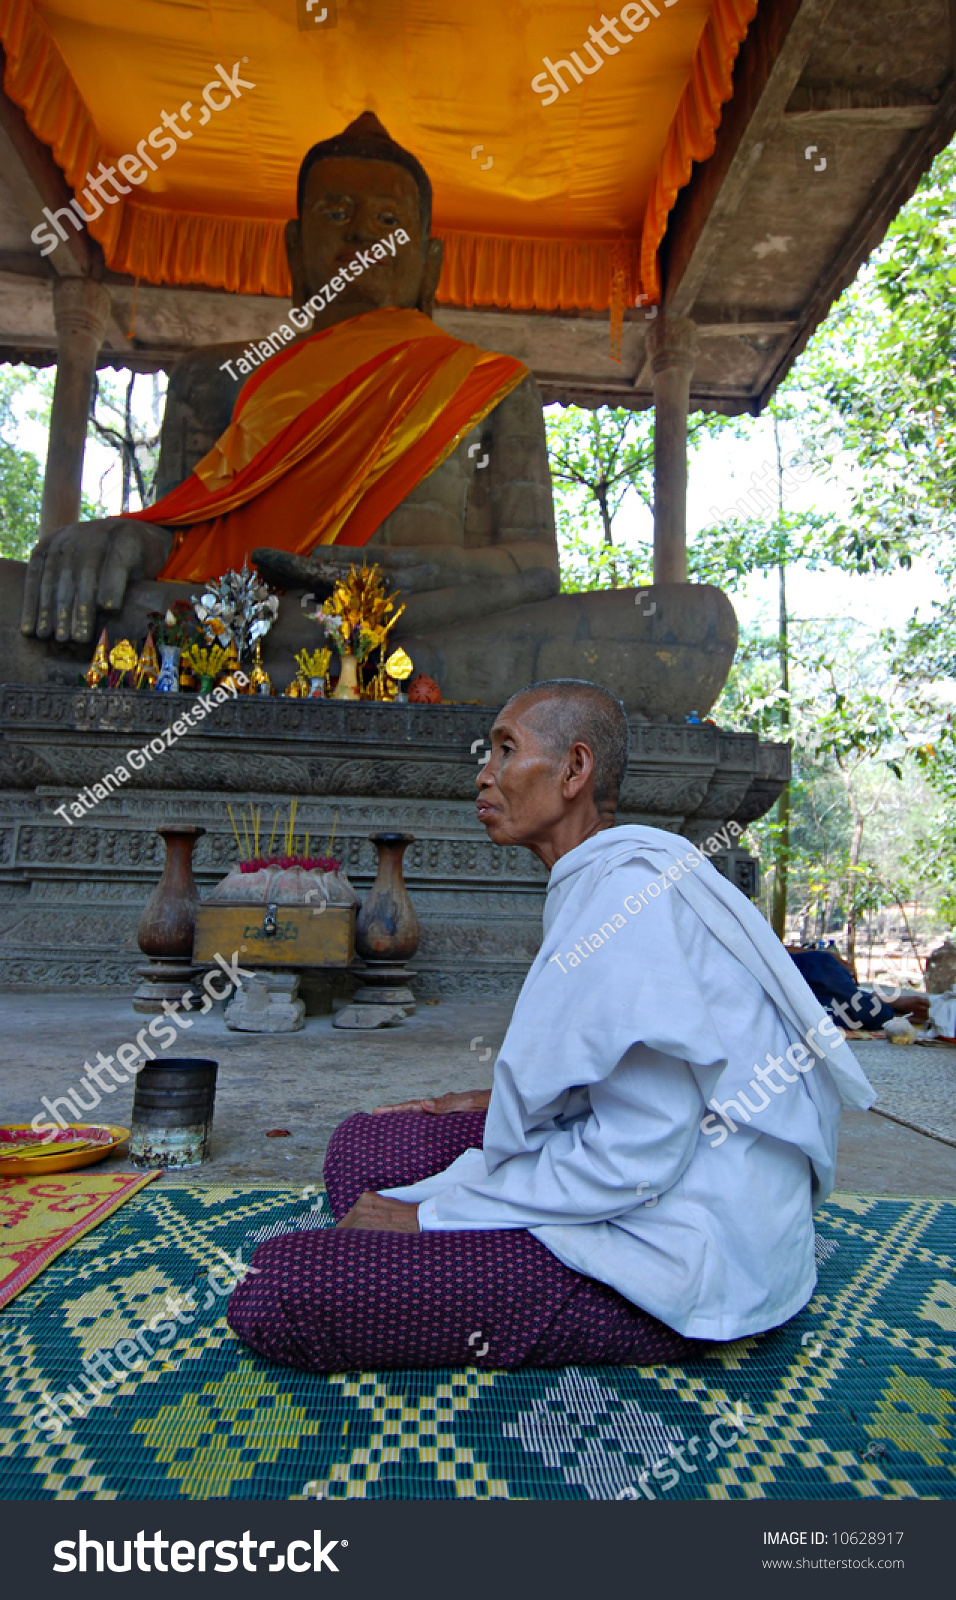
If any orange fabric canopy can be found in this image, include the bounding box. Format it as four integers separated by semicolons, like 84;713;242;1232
1;0;757;313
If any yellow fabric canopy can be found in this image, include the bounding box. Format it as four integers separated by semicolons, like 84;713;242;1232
1;0;757;319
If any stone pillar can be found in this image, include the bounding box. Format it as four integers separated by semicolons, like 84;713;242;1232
647;315;699;585
40;278;111;536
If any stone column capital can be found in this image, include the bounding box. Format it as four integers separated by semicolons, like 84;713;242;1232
52;276;111;343
646;315;699;377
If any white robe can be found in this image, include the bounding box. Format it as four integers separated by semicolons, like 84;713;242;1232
384;826;876;1341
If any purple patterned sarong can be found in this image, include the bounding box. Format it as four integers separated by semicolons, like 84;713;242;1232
227;1110;708;1371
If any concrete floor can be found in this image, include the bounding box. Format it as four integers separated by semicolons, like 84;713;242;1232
2;989;955;1195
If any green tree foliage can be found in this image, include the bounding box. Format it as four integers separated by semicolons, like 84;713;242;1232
714;618;935;965
545;404;724;588
0;369;45;560
0;364;164;560
697;139;956;948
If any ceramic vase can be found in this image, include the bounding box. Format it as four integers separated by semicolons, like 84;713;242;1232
133;824;206;1013
137;825;205;959
354;833;419;962
332;652;360;701
154;644;181;693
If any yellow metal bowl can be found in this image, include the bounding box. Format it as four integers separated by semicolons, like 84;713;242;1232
0;1123;130;1176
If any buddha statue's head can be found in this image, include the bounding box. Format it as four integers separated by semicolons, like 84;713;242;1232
285;111;444;319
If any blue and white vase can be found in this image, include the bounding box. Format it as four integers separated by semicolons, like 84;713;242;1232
154;644;181;693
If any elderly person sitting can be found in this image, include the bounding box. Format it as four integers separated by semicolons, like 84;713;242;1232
228;679;874;1371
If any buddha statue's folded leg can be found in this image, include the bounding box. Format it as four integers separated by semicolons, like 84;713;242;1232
251;541;560;628
323;1109;487;1221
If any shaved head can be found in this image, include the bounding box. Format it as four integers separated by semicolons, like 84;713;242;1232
503;679;629;808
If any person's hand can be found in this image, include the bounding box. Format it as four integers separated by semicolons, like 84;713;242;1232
20;519;175;643
335;1192;420;1231
372;1090;492;1116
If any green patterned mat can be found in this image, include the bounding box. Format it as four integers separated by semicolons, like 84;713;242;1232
0;1184;954;1500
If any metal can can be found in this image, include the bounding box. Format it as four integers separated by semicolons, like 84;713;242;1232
129;1057;219;1169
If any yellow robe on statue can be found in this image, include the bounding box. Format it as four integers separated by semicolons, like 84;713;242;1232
138;307;528;583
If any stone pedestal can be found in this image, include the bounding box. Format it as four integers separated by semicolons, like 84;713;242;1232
224;971;306;1032
0;691;788;996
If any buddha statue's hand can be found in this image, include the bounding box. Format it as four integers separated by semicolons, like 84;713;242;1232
372;1090;492;1115
20;519;175;644
252;544;443;596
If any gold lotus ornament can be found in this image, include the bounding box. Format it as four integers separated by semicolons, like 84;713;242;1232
385;646;413;702
385;648;413;681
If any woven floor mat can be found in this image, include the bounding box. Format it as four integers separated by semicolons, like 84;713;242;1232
0;1184;953;1500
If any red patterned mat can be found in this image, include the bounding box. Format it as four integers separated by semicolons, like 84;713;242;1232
0;1170;159;1310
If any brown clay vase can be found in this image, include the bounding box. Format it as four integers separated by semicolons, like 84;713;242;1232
354;833;419;962
137;825;206;958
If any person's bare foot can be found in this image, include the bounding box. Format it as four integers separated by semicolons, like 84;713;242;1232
335;1192;420;1231
372;1090;492;1115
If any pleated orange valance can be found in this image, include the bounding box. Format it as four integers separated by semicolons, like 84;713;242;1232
0;0;758;318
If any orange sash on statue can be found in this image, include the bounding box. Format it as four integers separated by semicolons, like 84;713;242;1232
138;307;528;583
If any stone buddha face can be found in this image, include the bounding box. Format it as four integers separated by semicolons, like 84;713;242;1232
285;156;444;323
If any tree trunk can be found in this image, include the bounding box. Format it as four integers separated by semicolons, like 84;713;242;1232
771;416;790;941
595;479;616;587
772;780;790;940
845;809;864;978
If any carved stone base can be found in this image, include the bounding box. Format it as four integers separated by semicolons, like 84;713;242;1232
351;961;417;1014
333;1004;406;1030
132;958;204;1014
0;689;789;996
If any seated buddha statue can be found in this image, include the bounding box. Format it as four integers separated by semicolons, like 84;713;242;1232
19;112;734;714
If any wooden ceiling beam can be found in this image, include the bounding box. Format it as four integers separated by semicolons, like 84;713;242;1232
785;83;940;127
755;72;956;410
663;0;838;322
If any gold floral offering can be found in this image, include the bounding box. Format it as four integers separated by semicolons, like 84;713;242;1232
109;639;138;688
311;562;406;699
183;641;233;689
